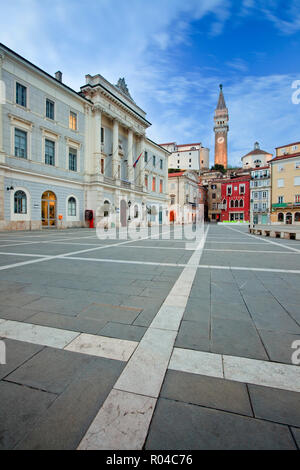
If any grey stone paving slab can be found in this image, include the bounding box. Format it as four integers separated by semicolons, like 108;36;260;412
183;299;210;323
0;291;42;307
211;317;269;360
5;347;95;394
258;329;300;364
133;306;161;327
291;427;300;449
0;280;28;292
0;305;41;322
15;356;125;450
248;384;300;427
79;303;141;324
27;311;107;335
0;380;56;450
250;309;300;334
175;320;210;351
24;296;91;316
0;338;43;380
161;370;253;416
99;322;146;342
281;303;300;324
211;300;250;321
145;398;296;450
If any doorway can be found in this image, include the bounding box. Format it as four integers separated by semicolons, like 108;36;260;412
41;191;57;227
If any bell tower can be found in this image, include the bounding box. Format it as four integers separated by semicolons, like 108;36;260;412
214;84;229;168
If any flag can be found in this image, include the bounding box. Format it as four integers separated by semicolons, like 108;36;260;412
133;151;143;168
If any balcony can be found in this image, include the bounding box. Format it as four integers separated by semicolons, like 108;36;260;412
120;180;131;189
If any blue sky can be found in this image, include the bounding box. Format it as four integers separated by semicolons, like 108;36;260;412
1;0;299;166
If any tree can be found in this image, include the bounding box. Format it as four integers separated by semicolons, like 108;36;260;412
211;164;226;174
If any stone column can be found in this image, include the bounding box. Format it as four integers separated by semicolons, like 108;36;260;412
138;135;145;187
112;119;119;179
0;50;5;157
93;108;102;174
127;129;133;182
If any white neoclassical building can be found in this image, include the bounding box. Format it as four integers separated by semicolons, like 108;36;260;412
0;43;170;230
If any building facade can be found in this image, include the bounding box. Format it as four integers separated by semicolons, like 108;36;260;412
250;166;271;224
161;142;209;172
220;176;250;222
214;84;229;169
270;142;300;225
207;179;223;222
168;171;200;223
0;44;169;231
241;142;272;169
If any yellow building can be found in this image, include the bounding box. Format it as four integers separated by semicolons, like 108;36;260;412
270;141;300;224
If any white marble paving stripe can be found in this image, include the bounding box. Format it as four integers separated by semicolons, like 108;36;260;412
0;318;139;361
78;390;156;450
65;334;138;362
0;320;79;349
0;251;52;258
58;256;186;268
169;348;224;378
224;224;300;253
204;248;299;254
78;226;210;450
206;241;269;245
168;348;300;393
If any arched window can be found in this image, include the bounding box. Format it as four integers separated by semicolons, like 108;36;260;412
230;200;234;208
295;212;300;222
68;197;76;216
235;200;239;208
239;199;244;207
104;200;110;217
223;199;226;205
286;212;292;224
134;204;139;218
14;190;27;214
278;212;284;222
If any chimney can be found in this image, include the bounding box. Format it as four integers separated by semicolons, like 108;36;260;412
55;71;62;82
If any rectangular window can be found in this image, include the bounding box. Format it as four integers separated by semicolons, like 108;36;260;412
294;176;300;186
100;158;104;174
69;148;77;172
69;111;77;130
262;191;267;198
278;196;284;204
46;99;54;120
295;195;300;203
160;159;163;170
159;179;163;193
152;176;156;192
152;155;156;167
101;127;105;144
45;139;55;166
16;83;27;107
277;178;284;188
227;185;232;195
212;193;216;199
239;184;245;194
145;175;148;189
144;151;148;163
14;129;27;158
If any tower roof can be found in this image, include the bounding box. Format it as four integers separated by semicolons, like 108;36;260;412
216;84;227;110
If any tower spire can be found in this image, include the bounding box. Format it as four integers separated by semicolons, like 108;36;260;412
214;84;229;168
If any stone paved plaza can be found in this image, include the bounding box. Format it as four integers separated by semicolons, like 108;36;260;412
0;224;299;450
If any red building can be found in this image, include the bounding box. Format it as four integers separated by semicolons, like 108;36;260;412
221;176;250;222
